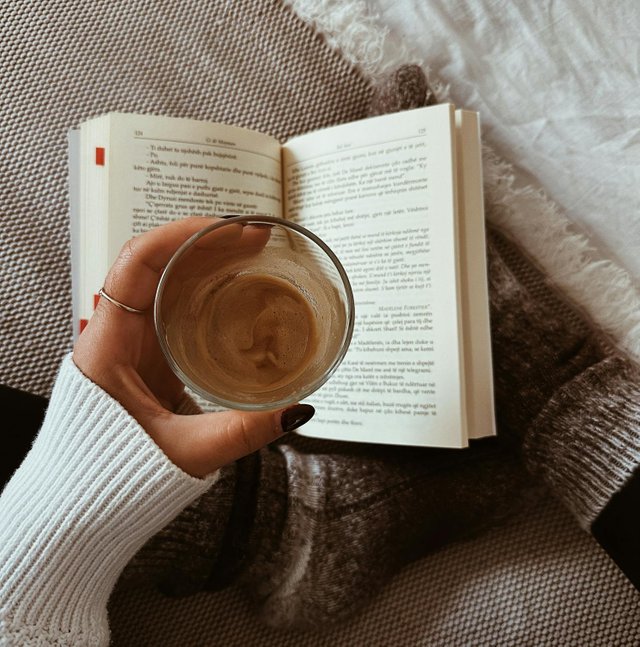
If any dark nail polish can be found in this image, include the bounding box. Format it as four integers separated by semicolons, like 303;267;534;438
281;404;315;433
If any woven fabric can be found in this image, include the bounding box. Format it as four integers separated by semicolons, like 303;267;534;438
1;0;371;397
108;496;640;646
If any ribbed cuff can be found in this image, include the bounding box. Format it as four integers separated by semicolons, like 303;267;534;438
524;355;640;529
0;355;219;646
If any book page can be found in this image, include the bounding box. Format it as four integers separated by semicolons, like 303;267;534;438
75;115;112;331
282;104;468;448
75;113;282;326
106;114;283;263
455;110;496;439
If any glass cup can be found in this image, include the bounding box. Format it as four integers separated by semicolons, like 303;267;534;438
154;215;354;410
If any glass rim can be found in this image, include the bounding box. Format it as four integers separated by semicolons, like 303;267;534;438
154;214;355;410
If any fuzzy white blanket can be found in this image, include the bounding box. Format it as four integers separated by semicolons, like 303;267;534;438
289;0;640;366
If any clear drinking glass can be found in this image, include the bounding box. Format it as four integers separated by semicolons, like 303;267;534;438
154;215;354;410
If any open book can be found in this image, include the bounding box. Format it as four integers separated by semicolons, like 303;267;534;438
69;104;495;448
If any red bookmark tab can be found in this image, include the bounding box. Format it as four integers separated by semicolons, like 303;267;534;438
94;293;100;309
95;147;105;166
79;319;88;334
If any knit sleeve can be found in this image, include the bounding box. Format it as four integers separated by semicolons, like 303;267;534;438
0;355;219;646
524;355;640;529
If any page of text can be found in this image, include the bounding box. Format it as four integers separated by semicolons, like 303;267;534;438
283;104;467;448
105;114;283;262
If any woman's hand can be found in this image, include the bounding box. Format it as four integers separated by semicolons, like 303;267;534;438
73;217;313;478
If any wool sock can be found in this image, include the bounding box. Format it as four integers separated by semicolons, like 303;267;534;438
122;428;535;629
487;227;608;437
487;223;640;529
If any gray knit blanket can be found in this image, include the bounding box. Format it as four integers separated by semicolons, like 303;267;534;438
3;1;640;644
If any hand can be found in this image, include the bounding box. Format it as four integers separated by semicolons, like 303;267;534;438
73;217;314;478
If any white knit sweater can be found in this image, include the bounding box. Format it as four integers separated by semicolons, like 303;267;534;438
0;355;219;646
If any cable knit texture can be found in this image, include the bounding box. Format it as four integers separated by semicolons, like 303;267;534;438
0;355;219;646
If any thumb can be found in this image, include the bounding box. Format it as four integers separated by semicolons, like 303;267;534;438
149;404;315;478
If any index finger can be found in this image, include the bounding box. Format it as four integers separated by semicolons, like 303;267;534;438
103;217;229;311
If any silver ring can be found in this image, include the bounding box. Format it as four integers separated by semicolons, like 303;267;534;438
98;287;146;314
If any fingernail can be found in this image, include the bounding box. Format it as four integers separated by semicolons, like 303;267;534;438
281;404;315;433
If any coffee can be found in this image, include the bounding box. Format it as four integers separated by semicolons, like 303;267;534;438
194;273;318;393
155;217;353;409
164;260;332;405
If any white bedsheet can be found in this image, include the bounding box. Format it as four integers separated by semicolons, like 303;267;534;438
371;0;640;284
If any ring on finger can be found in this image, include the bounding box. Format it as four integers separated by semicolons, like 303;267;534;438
98;287;146;315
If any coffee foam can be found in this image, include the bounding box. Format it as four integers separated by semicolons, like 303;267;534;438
199;273;318;391
163;245;346;405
